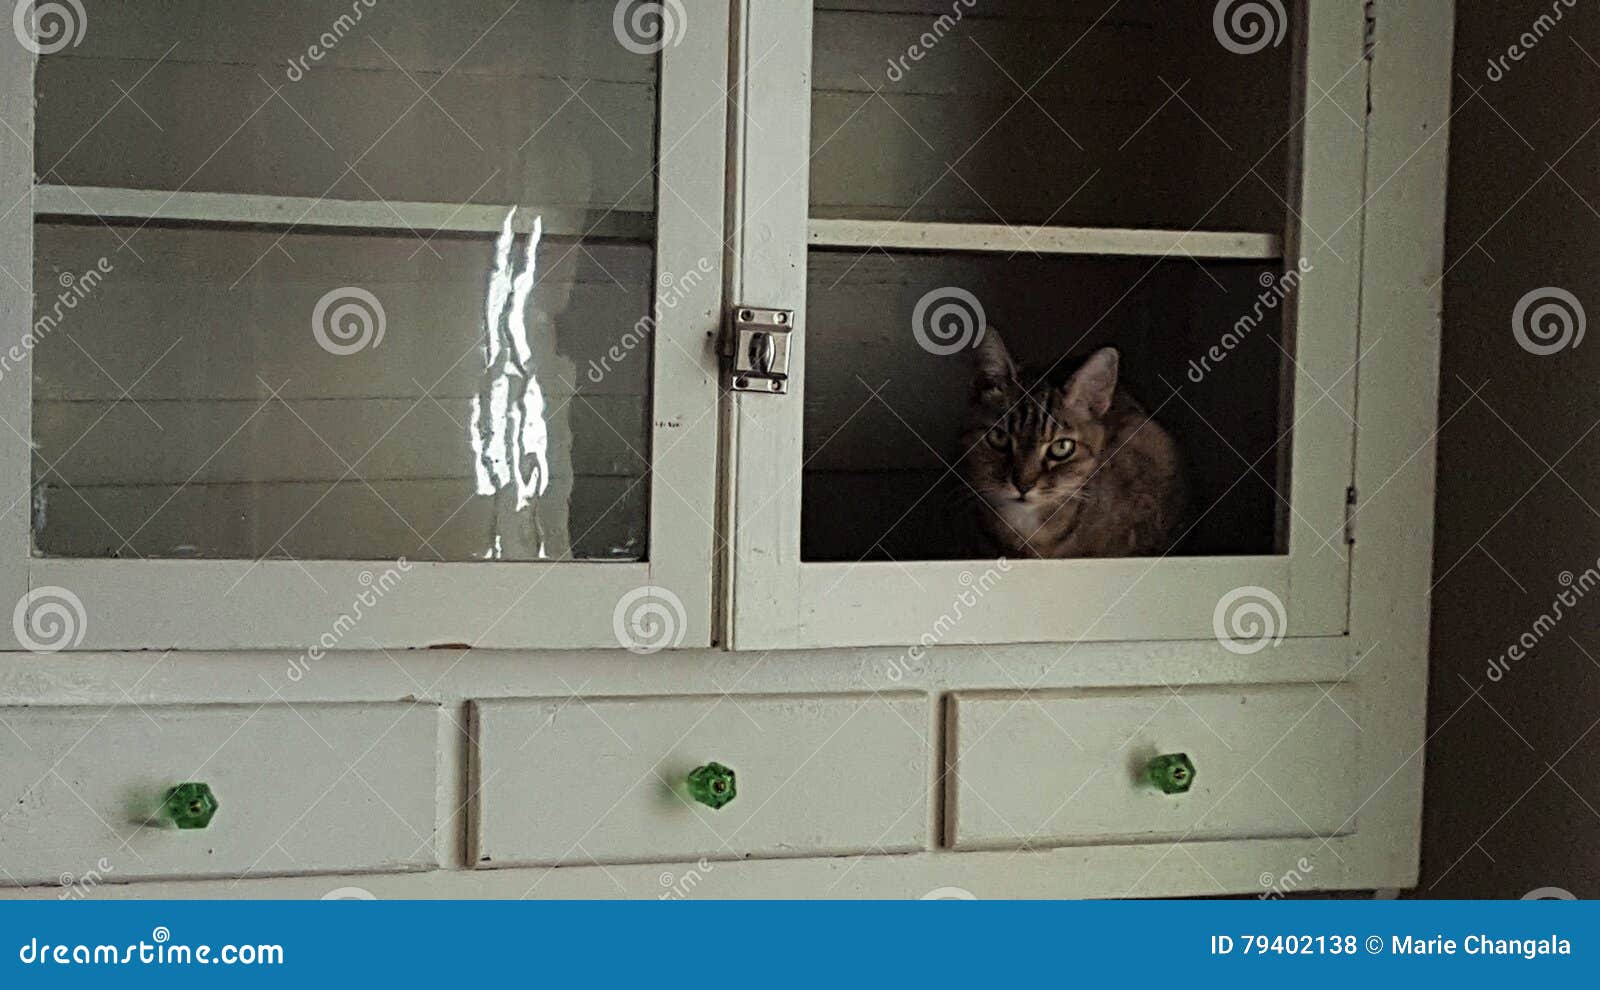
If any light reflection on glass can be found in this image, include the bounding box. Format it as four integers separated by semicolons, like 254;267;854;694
470;209;560;560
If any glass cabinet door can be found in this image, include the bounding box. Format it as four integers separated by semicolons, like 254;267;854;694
729;0;1366;649
3;0;729;649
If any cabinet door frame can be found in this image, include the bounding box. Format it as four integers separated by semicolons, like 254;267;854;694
0;0;731;651
726;0;1367;650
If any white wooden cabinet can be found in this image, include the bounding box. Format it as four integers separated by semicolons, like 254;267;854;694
0;1;1452;899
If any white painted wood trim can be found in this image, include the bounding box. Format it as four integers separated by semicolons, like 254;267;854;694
808;219;1282;259
34;185;655;242
34;559;661;651
0;838;1376;899
794;556;1299;648
725;0;813;651
0;43;32;649
0;635;1357;706
1277;0;1369;636
638;0;731;652
1339;0;1455;894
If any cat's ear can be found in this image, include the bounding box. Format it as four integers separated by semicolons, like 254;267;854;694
972;328;1016;401
1062;346;1119;418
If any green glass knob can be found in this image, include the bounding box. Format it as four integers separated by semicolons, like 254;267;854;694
1144;754;1196;795
161;782;219;829
686;763;737;810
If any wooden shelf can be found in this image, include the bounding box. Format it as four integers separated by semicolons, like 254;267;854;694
33;185;655;242
808;218;1281;260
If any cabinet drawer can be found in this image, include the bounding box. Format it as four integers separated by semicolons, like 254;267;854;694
0;703;439;885
471;693;930;867
947;685;1361;850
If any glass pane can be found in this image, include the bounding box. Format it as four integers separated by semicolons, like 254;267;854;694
811;0;1293;229
803;1;1298;562
31;0;658;562
802;252;1289;562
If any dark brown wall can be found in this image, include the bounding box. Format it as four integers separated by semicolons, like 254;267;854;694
1422;0;1600;898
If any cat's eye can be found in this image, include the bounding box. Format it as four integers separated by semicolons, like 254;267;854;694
986;428;1009;451
1048;438;1078;460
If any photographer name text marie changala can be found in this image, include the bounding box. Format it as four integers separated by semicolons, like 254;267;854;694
1392;934;1571;959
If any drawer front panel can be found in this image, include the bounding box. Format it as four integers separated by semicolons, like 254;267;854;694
949;685;1361;850
472;693;930;868
0;704;439;885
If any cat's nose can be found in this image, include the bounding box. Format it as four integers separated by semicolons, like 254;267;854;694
1013;478;1035;496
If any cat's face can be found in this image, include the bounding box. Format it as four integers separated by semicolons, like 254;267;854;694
960;333;1119;535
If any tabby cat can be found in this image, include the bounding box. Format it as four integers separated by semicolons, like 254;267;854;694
959;331;1186;558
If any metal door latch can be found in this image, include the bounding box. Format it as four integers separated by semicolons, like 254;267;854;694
725;306;794;394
